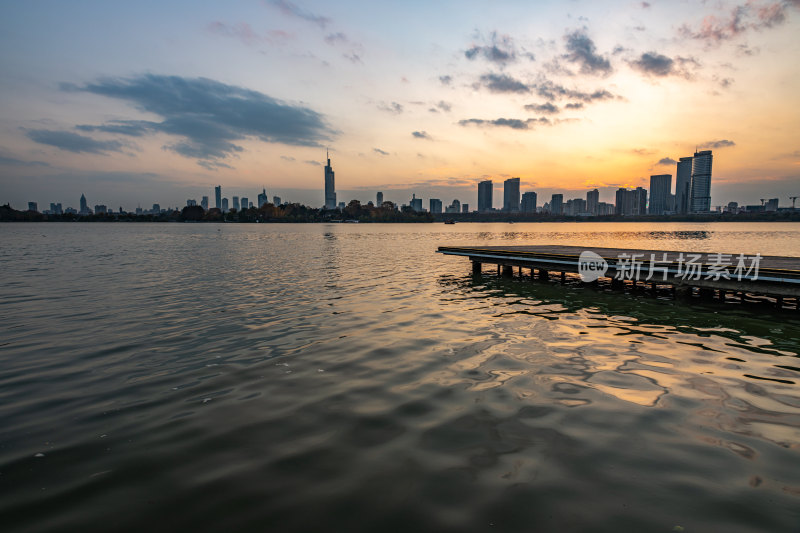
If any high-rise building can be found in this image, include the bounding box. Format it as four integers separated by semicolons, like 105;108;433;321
503;177;520;212
446;199;461;214
649;174;672;215
550;194;563;215
28;202;38;212
410;194;422;212
587;189;599;215
215;186;222;209
675;157;692;214
201;196;209;210
50;202;63;214
79;194;89;215
232;196;240;211
152;203;161;214
521;191;537;213
690;150;712;213
187;199;197;207
324;151;336;209
377;192;383;206
94;205;108;214
462;203;469;213
765;198;779;212
273;196;281;206
240;197;248;210
257;188;268;208
221;198;229;212
615;188;647;215
430;198;442;214
478;180;493;212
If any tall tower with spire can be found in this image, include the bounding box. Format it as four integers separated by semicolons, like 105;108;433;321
324;149;336;209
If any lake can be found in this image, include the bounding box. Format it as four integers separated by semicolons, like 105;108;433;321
1;222;799;532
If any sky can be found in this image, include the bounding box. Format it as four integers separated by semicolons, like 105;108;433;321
1;0;799;211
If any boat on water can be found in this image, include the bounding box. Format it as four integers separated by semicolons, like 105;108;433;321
444;220;456;224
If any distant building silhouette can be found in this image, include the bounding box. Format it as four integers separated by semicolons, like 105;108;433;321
478;180;493;212
410;194;422;212
79;193;90;215
690;150;712;212
765;198;779;212
521;191;537;213
429;198;442;214
615;187;647;215
324;151;336;209
28;202;38;212
586;189;599;215
461;203;469;213
377;191;383;206
503;177;520;212
675;157;692;214
232;196;240;211
221;198;228;212
550;193;563;215
201;196;209;210
649;174;672;215
258;188;268;208
446;199;461;214
273;196;281;206
215;186;221;210
240;197;248;210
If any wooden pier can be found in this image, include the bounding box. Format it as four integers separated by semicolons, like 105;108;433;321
437;245;800;306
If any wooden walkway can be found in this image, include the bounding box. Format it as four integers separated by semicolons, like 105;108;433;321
437;244;800;303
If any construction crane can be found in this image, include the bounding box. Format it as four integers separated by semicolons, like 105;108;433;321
791;196;798;210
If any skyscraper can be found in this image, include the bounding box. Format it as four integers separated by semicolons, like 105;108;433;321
477;180;493;212
376;191;383;206
675;157;692;214
215;185;222;209
586;189;599;215
503;177;520;212
550;194;563;215
201;196;209;210
429;198;442;214
648;174;672;215
324;150;336;209
233;196;240;211
521;191;537;213
240;197;248;210
258;188;268;208
79;194;89;215
410;194;422;212
690;150;712;213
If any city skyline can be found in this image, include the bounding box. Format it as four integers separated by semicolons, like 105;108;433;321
1;1;799;209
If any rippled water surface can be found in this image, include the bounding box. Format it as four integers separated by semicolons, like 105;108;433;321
2;222;800;532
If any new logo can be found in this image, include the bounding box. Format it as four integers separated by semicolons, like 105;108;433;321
578;250;608;282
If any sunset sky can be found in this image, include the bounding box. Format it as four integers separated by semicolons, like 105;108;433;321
1;0;799;210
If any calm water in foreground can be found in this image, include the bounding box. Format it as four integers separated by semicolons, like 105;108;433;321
1;222;799;532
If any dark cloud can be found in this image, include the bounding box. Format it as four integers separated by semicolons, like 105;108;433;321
464;31;533;64
641;2;651;8
26;129;127;155
565;102;584;109
62;74;333;168
658;157;678;166
479;73;529;93
458;117;550;130
531;80;616;103
267;0;330;28
435;101;452;112
412;131;431;139
305;159;322;166
439;75;453;85
373;148;389;156
377;101;403;114
700;139;736;149
0;154;50;167
628;52;700;78
523;102;559;114
563;30;612;75
76;120;153;136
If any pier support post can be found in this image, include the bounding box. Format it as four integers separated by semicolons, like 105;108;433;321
776;295;784;309
611;277;623;290
497;264;501;275
502;265;513;277
674;285;692;300
698;287;715;300
472;261;482;276
530;268;536;281
560;271;566;284
538;269;549;281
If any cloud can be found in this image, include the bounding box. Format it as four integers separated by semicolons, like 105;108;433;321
435;101;452;112
26;129;127;155
531;79;616;103
0;154;50;167
304;159;322;166
267;0;330;28
657;157;678;166
76;120;153;136
700;139;736;149
464;31;533;64
373;148;389;156
439;75;453;85
563;29;612;75
377;101;403;114
207;21;263;46
412;131;431;139
280;155;296;161
324;32;348;45
62;74;333;168
458;117;550;130
523;102;559;114
628;52;700;78
565;102;584;109
479;73;529;93
679;1;793;45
